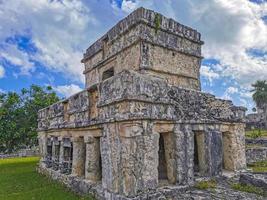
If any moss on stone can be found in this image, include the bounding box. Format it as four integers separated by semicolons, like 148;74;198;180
231;183;266;196
154;13;161;34
195;179;217;190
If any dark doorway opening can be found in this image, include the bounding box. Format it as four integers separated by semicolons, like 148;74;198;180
158;134;168;180
194;133;200;174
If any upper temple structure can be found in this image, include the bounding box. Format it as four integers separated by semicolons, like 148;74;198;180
37;7;247;199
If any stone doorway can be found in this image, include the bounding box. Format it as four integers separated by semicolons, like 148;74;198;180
158;134;168;180
157;132;176;185
222;132;233;171
193;131;206;176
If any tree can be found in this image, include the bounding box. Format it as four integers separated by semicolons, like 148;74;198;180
0;85;60;153
251;80;267;129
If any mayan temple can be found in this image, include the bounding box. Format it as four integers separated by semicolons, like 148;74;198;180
37;7;247;199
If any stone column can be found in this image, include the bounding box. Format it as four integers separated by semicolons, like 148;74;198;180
174;124;194;185
222;124;246;171
59;137;64;172
46;137;52;168
51;137;56;166
38;132;47;162
85;136;101;182
71;136;86;177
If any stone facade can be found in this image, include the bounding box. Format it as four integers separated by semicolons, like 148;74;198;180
37;8;247;199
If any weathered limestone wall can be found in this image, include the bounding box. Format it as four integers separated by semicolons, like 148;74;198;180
140;42;201;90
246;147;267;164
83;7;202;89
38;70;246;132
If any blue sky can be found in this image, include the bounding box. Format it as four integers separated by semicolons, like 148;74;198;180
0;0;267;113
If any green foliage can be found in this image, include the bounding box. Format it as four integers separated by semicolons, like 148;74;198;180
0;157;94;200
248;160;267;172
0;85;60;153
154;13;161;34
195;179;217;190
245;129;267;139
231;183;266;196
251;80;267;110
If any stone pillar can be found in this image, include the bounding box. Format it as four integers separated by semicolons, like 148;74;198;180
85;136;101;182
204;128;223;176
38;132;47;162
174;124;194;185
222;124;246;171
101;121;159;198
71;136;86;177
59;137;64;171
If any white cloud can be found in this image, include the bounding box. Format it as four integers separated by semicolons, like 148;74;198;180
0;0;97;83
227;86;239;94
0;65;4;78
121;0;137;13
134;0;267;88
221;86;239;100
0;44;35;75
200;65;219;84
54;84;82;98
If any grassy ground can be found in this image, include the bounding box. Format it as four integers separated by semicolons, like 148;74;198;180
247;160;267;172
194;179;217;190
245;129;267;139
0;157;94;200
231;183;266;197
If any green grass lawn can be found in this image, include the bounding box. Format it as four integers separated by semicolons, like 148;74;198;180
0;157;94;200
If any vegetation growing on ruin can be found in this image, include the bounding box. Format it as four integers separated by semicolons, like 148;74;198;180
231;183;266;196
248;160;267;172
0;157;94;200
195;179;217;190
154;13;161;34
245;129;267;139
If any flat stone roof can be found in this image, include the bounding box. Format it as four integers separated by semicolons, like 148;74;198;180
82;7;203;62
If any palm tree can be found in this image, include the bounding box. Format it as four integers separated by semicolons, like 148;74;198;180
251;80;267;129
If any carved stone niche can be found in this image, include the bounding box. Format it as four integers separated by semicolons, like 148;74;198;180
60;138;73;175
46;137;53;168
52;137;60;171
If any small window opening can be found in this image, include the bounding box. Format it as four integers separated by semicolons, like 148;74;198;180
158;134;168;180
62;138;73;175
194;133;200;174
102;67;114;81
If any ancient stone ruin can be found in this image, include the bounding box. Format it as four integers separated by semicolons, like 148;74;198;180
37;7;247;199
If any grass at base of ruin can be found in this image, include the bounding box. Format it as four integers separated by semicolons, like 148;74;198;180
0;157;94;200
245;129;267;139
248;160;267;172
231;183;266;197
194;179;217;190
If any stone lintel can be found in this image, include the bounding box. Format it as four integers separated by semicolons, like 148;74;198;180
118;121;143;138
